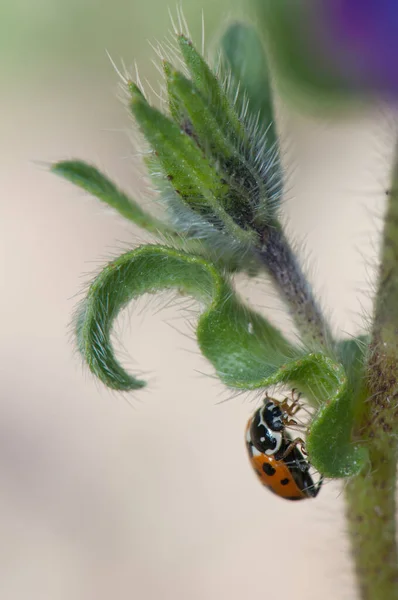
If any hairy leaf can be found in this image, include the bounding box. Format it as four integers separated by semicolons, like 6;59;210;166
164;65;266;229
220;22;278;149
163;61;188;124
75;244;297;391
164;65;232;157
130;87;255;247
76;244;368;477
306;337;369;477
219;22;283;218
52;160;172;234
178;35;246;147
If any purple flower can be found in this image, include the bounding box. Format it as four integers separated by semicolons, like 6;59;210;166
316;0;398;94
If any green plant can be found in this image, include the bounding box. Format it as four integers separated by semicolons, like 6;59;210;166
52;19;398;600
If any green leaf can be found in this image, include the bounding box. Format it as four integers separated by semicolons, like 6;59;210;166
130;87;222;201
164;64;232;158
127;81;145;100
177;35;246;147
163;61;187;124
75;244;299;391
219;22;278;149
218;22;283;218
164;65;263;228
337;335;369;388
76;243;368;477
52;160;171;234
306;337;369;478
130;87;255;247
308;394;369;478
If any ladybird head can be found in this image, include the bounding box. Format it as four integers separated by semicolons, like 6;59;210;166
249;407;283;455
262;400;285;431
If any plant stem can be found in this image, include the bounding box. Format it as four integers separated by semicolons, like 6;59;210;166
346;148;398;599
258;224;333;350
346;437;398;599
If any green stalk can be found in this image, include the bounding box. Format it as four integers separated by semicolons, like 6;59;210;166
346;446;398;599
346;148;398;599
258;224;333;351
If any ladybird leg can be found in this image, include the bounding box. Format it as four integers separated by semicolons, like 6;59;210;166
275;397;296;418
283;419;308;433
278;392;302;419
279;437;308;459
291;388;302;403
289;389;303;415
290;403;302;416
263;391;272;405
264;391;280;405
282;419;308;434
312;475;324;497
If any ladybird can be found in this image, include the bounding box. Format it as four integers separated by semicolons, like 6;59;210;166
245;394;322;500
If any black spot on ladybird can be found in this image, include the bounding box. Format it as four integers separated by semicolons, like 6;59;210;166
281;478;290;486
262;463;276;476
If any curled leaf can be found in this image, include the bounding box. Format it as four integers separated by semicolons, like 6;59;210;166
76;245;367;477
306;337;369;477
75;244;298;391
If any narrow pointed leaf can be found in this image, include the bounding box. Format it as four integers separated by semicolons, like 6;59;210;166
165;66;273;230
219;23;283;218
165;65;232;157
219;22;278;150
52;160;171;234
127;81;145;100
131;88;223;200
163;61;187;123
130;89;255;246
178;35;246;146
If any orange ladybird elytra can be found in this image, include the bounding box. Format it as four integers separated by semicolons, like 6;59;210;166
245;393;323;500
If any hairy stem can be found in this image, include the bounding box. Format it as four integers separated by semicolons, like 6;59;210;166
258;224;332;350
346;445;398;600
346;149;398;599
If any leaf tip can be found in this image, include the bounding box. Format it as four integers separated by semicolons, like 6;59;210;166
129;81;146;103
50;160;64;174
178;33;191;45
163;61;179;82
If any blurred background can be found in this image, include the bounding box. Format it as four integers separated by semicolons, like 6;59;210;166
1;1;393;598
